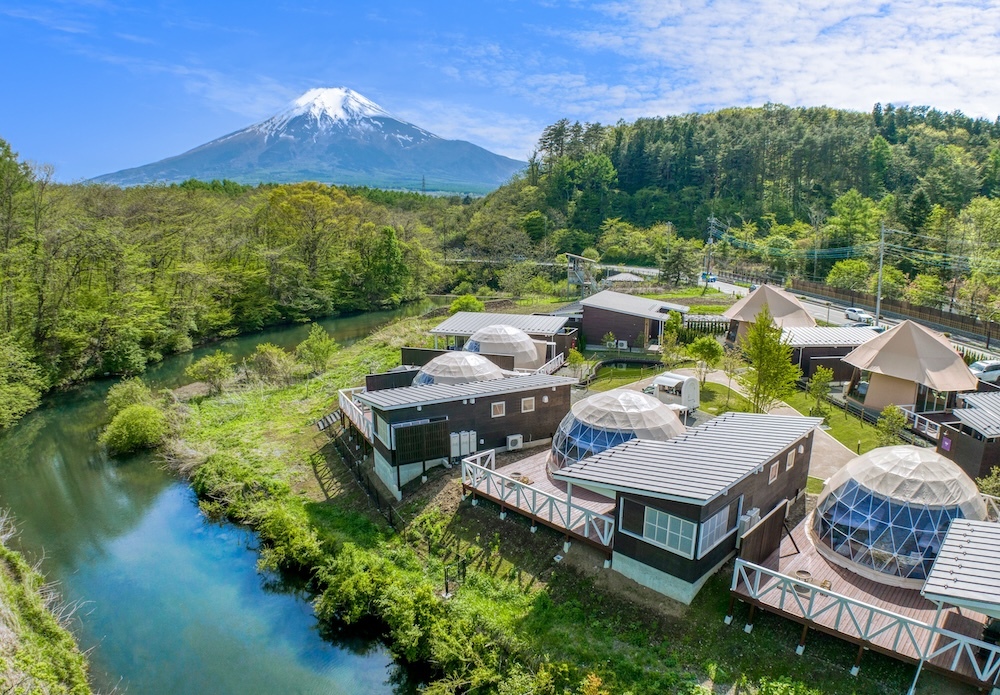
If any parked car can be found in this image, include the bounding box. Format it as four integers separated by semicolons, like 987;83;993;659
701;272;718;282
845;307;874;323
970;359;1000;383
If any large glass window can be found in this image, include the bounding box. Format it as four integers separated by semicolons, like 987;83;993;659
699;504;731;556
643;507;696;558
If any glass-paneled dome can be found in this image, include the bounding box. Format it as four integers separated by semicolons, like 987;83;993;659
548;388;686;473
412;352;505;386
810;445;987;588
464;324;539;369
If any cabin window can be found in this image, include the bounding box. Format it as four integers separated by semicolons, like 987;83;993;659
643;507;696;558
699;504;731;556
521;397;535;413
768;461;779;484
785;450;795;471
491;401;506;418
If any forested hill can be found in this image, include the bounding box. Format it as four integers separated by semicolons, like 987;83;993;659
0;139;466;428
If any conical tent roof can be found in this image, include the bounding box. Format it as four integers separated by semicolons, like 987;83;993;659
818;445;987;519
570;389;686;440
413;352;505;386
724;285;816;328
841;320;978;392
464;324;539;369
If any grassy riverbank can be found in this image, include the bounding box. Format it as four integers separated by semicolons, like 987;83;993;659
0;518;91;694
168;310;938;694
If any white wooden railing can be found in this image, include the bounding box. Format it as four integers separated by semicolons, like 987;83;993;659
899;405;943;440
731;559;1000;684
535;352;566;375
461;452;615;547
983;494;1000;522
338;387;373;442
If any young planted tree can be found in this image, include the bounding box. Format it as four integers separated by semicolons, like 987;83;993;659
687;336;723;385
807;366;834;418
566;347;586;377
295;323;339;376
185;350;235;395
875;404;908;447
602;331;616;349
720;345;744;407
736;307;801;413
659;330;683;369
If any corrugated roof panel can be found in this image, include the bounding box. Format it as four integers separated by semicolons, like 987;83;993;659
922;519;1000;614
952;392;1000;437
430;312;569;337
580;290;690;319
553;412;822;503
355;373;577;410
782;326;880;348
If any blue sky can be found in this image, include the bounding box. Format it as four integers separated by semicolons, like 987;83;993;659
3;1;1000;181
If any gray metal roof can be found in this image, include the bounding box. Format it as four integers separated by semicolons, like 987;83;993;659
430;312;569;337
922;519;1000;618
952;392;1000;438
580;290;689;319
781;326;880;348
553;412;822;504
355;373;577;411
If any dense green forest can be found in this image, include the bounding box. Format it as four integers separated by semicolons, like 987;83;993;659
4;101;1000;428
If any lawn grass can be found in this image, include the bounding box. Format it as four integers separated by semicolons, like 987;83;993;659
807;476;826;494
699;381;751;415
782;390;881;455
588;365;659;392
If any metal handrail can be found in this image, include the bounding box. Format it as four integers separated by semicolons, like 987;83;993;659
535;352;566;375
338;387;373;441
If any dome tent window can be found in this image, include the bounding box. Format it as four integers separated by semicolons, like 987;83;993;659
810;445;987;587
548;389;686;472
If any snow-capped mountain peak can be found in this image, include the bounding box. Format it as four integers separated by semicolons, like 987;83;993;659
254;87;394;137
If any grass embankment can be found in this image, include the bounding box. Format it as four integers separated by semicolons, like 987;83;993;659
0;517;90;694
169;311;922;694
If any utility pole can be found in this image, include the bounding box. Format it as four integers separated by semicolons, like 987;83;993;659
875;221;886;327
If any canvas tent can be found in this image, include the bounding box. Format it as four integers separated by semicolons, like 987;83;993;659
842;320;978;412
724;285;816;342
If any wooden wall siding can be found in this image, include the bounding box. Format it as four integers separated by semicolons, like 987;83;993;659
938;423;1000;479
553;328;578;360
738;502;788;565
793;347;855;380
374;383;571;462
613;430;814;581
366;370;418;392
400;347;516;371
582;306;659;347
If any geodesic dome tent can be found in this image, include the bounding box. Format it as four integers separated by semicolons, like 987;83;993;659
548;389;686;473
464;324;541;370
412;352;506;386
810;445;987;588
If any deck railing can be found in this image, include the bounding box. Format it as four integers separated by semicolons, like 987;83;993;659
535;352;566;375
899;405;943;441
730;558;1000;685
983;494;1000;522
338;387;373;442
461;452;615;547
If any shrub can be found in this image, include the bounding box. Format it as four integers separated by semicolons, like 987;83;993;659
185;350;235;394
875;404;907;446
100;403;168;454
247;343;297;385
450;294;485;315
105;377;153;416
295;323;339;376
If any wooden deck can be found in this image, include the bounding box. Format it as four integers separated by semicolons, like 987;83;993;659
730;520;1000;688
461;449;617;549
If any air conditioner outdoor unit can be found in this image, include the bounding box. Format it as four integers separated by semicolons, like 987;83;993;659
735;508;761;548
616;340;629;350
506;434;524;451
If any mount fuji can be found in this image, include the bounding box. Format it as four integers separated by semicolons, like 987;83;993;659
92;88;526;193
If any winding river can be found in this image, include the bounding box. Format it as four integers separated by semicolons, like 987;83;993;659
0;300;445;694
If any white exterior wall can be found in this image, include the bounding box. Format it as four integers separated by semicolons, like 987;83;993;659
610;551;733;605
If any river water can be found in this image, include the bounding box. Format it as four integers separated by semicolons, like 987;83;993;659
0;300;445;694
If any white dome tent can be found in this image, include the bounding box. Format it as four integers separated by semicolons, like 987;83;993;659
463;324;541;370
810;445;987;588
412;352;505;386
548;388;686;473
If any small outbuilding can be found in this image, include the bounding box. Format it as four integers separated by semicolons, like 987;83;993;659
580;290;689;350
810;446;987;589
938;391;1000;479
781;326;880;380
842;320;978;414
724;285;816;344
553;412;822;603
650;372;699;414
